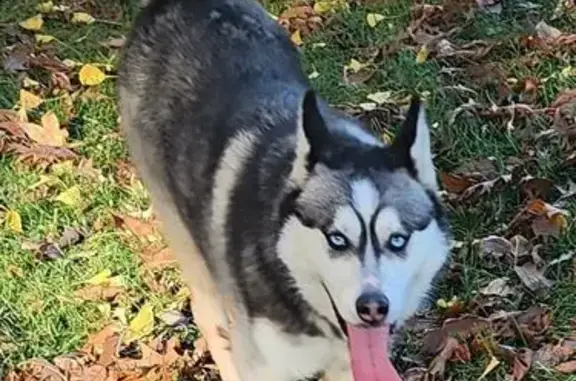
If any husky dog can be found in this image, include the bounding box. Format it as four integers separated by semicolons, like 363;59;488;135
117;0;450;380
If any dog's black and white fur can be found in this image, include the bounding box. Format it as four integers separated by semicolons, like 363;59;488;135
118;0;450;379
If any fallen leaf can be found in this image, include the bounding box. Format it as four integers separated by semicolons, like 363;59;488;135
476;235;514;260
478;356;501;380
556;360;576;373
38;243;64;260
366;91;393;105
535;21;563;43
6;143;77;165
125;302;155;342
366;13;385;28
75;284;124;301
422;316;490;355
36;1;54;13
100;36;125;49
480;277;514;297
4;210;23;233
440;172;476;194
55;185;82;207
476;0;503;14
343;59;375;85
510;348;533;381
159;310;188;327
79;64;106;86
35;34;56;44
19;89;43;110
71;12;96;24
291;29;303;45
416;45;429;64
19;14;44;31
113;213;159;242
428;337;462;376
140;246;177;270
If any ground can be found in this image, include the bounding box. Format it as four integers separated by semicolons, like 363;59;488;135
0;0;575;380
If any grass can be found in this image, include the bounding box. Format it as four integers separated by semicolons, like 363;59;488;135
0;0;575;380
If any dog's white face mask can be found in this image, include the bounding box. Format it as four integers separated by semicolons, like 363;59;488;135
278;92;450;380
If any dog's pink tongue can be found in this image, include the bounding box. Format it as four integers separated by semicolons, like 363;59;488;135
347;324;402;381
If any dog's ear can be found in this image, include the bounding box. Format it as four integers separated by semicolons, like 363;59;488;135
391;97;438;191
290;90;332;186
301;89;331;165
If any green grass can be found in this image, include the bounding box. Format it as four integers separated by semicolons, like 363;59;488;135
1;0;575;380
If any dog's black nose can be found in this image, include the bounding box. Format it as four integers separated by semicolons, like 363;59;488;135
355;291;389;326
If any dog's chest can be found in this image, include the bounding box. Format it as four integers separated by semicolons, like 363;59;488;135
250;317;347;380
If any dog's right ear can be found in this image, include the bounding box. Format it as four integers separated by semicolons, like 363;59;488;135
289;90;331;187
302;89;332;166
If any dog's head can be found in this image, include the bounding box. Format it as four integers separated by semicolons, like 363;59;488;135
278;90;450;333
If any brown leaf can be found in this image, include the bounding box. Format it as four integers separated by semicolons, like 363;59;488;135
428;337;461;376
514;263;553;292
112;213;160;243
422;316;490;355
7;143;77;165
534;341;575;367
520;177;554;200
140;246;177;271
440;171;476;193
477;235;514;260
556;360;576;374
510;348;533;381
74;284;125;301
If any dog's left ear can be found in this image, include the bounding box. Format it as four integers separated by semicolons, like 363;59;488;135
391;97;438;191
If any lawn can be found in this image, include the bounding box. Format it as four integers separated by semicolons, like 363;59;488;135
0;0;575;380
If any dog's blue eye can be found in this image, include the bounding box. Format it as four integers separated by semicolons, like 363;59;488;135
387;234;408;252
327;232;350;251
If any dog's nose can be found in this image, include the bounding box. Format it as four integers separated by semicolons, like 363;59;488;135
355;291;389;326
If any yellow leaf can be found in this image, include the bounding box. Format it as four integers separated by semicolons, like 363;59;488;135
78;64;106;86
35;34;56;44
22;77;41;89
478;356;500;380
87;269;112;285
36;1;54;13
416;45;429;64
19;14;44;31
366;13;385;28
19;89;43;110
71;12;95;24
347;58;366;73
125;303;155;342
291;29;303;46
314;1;333;14
5;210;23;233
55;185;82;207
366;91;392;105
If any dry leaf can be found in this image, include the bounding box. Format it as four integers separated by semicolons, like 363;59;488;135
125;302;155;342
79;64;106;86
478;356;501;380
291;29;303;45
480;277;514;297
440;172;476;194
5;210;23;233
113;213;159;242
100;36;126;49
19;14;44;31
74;284;124;301
556;360;576;374
71;12;96;24
19;89;43;110
140;246;177;270
535;21;563;42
